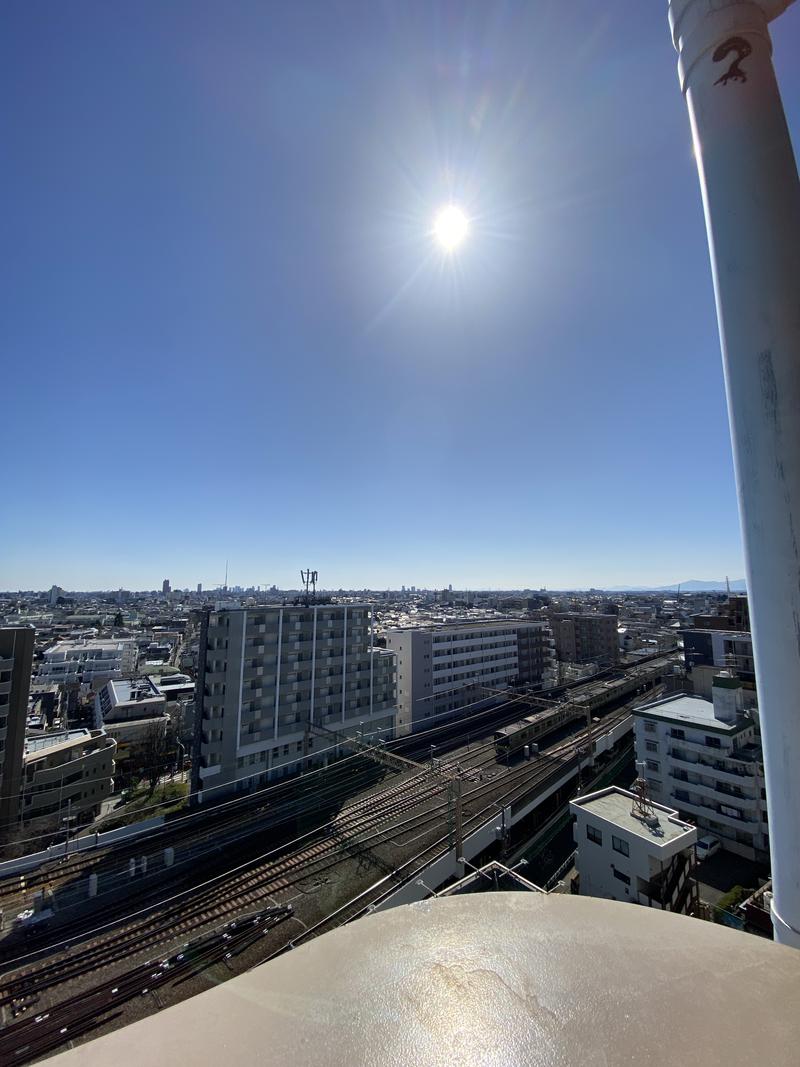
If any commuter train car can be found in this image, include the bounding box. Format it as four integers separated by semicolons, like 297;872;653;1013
494;661;668;756
494;703;584;756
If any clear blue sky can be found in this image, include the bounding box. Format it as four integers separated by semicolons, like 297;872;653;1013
3;2;799;592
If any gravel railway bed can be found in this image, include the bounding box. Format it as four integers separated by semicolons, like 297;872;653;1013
0;661;670;1063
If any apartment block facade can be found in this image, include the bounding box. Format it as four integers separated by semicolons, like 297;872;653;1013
550;613;619;665
192;604;396;799
384;620;557;736
38;639;137;686
682;628;755;684
0;627;34;833
633;680;768;862
22;728;116;826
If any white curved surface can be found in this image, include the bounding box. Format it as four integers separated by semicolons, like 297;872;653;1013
49;894;800;1065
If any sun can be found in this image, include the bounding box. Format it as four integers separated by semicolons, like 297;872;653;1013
433;205;469;251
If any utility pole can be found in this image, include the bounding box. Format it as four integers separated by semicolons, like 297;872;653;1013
668;0;800;946
453;776;464;866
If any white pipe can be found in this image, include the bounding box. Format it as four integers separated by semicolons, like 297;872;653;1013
668;0;800;947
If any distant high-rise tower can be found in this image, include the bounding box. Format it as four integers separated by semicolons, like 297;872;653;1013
0;627;34;833
162;579;171;595
197;583;202;595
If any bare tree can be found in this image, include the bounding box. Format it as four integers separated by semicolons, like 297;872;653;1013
142;720;169;796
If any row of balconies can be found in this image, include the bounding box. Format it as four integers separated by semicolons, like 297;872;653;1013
668;747;755;781
669;769;755;803
670;790;760;829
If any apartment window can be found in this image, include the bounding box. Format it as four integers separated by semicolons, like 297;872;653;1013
649;778;662;793
586;824;602;845
613;868;631;886
643;721;657;734
706;736;722;749
645;741;659;753
646;759;660;772
612;836;629;857
670;728;685;740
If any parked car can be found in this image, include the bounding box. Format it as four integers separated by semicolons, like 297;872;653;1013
696;834;721;861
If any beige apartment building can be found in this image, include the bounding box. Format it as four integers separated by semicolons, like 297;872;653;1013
21;729;116;826
550;613;619;666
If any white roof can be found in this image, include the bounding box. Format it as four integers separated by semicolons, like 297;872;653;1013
633;693;740;731
571;787;696;846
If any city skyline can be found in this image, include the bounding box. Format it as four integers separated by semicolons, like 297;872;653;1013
3;4;799;592
1;573;747;594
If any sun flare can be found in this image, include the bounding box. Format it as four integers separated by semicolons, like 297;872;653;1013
433;205;469;251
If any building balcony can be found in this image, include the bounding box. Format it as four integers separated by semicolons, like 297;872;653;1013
668;748;755;782
669;791;760;830
668;770;755;805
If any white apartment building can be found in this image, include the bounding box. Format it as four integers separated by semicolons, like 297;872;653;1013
570;786;697;912
632;676;768;861
193;603;396;799
95;677;166;725
38;639;137;686
384;620;557;736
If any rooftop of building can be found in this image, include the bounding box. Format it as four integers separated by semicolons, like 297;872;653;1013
683;627;753;641
147;673;193;688
44;638;134;655
571;786;696;846
211;601;372;614
385;617;548;634
632;692;747;732
24;728;94;756
107;678;162;703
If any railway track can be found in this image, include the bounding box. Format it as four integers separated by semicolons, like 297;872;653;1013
0;905;294;1065
0;650;675;927
0;699;634;1064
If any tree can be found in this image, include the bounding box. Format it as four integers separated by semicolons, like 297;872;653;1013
142;720;169;796
113;611;124;628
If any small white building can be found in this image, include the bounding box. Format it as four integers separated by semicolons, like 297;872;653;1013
632;676;768;861
95;677;166;725
570;786;697;913
38;639;137;686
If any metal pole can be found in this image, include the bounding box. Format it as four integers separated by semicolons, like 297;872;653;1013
64;797;72;856
668;0;800;947
454;776;463;862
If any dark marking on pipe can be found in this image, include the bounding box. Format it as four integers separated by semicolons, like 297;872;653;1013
713;36;751;86
759;350;780;434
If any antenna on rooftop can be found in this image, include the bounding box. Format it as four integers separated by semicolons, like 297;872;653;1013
631;761;659;826
300;569;318;606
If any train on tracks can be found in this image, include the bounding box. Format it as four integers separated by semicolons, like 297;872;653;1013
494;658;669;756
494;704;584;756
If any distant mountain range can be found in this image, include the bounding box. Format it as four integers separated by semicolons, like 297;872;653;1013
604;579;746;593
